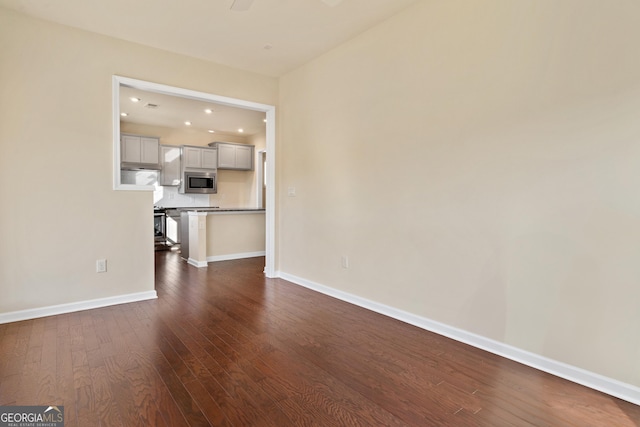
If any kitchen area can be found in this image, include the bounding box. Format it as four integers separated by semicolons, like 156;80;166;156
119;86;267;267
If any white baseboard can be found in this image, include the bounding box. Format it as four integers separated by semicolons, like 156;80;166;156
187;252;266;268
276;271;640;406
0;290;158;325
207;251;266;263
187;258;208;268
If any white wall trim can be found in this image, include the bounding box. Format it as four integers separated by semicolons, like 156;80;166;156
0;291;157;325
264;108;276;278
187;251;266;267
207;251;266;263
187;258;208;268
276;271;640;406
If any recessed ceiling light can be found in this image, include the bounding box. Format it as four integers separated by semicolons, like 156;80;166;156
120;112;128;117
238;128;244;133
263;118;267;123
130;97;140;103
204;108;213;114
208;130;215;133
185;121;192;126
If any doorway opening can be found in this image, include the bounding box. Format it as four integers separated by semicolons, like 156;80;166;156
112;75;276;277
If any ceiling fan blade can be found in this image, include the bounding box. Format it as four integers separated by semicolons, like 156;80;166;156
230;0;255;11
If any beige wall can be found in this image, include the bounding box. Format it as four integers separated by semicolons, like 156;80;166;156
278;0;640;386
206;212;265;257
0;7;277;313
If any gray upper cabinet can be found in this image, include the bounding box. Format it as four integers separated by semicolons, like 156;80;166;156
121;134;160;168
202;148;218;169
160;145;181;186
209;142;254;170
182;145;218;170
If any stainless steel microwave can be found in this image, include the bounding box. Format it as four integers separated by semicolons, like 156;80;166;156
180;171;217;194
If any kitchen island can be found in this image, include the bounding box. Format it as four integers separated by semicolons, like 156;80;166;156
180;208;266;267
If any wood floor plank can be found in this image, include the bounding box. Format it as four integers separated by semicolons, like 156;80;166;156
75;384;98;427
0;330;17;357
182;378;234;427
0;374;20;406
151;346;211;426
90;364;124;427
54;326;77;426
143;354;191;426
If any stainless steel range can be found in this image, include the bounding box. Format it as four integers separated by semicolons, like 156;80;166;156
153;207;167;248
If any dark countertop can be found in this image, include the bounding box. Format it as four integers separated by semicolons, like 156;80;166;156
174;207;265;213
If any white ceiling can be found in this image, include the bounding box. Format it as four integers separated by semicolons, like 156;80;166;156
120;86;267;136
0;0;420;77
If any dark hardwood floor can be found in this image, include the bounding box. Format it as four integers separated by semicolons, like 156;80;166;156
1;251;638;426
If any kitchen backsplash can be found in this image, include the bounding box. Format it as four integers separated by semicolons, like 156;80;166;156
120;170;159;186
154;185;210;207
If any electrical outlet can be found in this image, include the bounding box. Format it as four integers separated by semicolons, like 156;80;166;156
96;259;107;273
341;255;349;269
